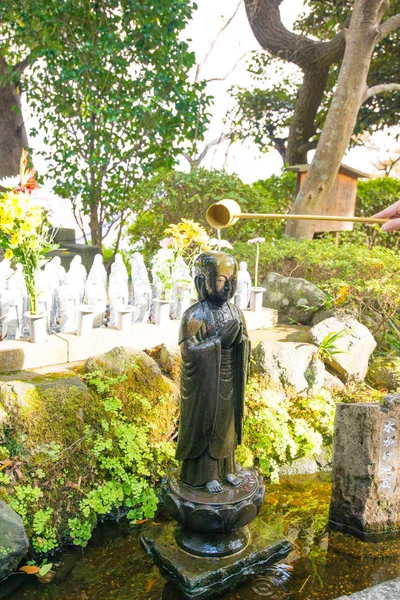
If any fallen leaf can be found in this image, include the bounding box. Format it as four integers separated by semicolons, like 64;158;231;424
19;566;41;575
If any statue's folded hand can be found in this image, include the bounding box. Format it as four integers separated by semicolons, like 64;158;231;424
219;319;241;348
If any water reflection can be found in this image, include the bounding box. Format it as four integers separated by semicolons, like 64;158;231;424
3;473;400;600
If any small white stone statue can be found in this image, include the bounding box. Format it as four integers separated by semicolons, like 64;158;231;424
88;254;107;287
0;272;24;341
68;256;87;304
59;270;81;333
41;258;66;332
48;257;66;285
235;261;252;310
8;265;30;337
85;254;107;328
108;253;129;327
0;259;13;283
130;252;151;323
170;257;192;320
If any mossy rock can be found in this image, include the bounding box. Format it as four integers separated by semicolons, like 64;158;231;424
0;373;104;541
146;344;181;381
0;500;29;581
0;349;178;547
84;346;179;441
367;356;400;392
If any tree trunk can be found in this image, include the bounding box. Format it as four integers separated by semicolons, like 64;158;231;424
244;0;345;167
286;67;330;165
0;56;29;178
89;203;102;254
285;0;389;238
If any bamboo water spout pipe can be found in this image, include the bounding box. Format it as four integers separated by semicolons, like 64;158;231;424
206;199;388;229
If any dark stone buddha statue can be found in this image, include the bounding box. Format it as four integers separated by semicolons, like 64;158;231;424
175;251;251;494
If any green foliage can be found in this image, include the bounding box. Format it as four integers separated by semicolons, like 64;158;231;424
32;508;58;553
243;376;335;480
1;0;209;252
126;168;296;262
230;70;299;158
316;329;351;362
0;368;176;554
66;371;174;546
297;1;400;137
232;1;400;161
233;236;400;354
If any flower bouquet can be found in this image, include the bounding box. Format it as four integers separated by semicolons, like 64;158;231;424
0;152;58;341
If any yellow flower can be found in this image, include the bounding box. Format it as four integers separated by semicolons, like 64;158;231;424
10;232;21;246
4;249;13;260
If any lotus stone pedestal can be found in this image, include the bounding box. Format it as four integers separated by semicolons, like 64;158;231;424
141;468;292;599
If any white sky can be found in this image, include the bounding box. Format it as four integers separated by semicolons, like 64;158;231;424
23;0;400;233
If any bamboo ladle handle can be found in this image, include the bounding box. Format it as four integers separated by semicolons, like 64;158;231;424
206;199;388;229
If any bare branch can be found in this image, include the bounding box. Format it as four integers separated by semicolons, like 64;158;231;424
362;83;400;104
73;208;88;244
182;152;194;165
195;0;243;82
197;130;235;163
378;13;400;43
206;51;250;83
297;139;318;154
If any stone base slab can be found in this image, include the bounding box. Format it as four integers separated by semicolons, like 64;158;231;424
141;519;291;600
334;577;400;600
0;310;278;373
242;308;278;330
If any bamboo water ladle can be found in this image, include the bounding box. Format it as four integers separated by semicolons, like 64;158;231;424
206;199;388;229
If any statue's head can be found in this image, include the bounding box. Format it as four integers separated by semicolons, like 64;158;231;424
194;251;238;304
239;261;247;271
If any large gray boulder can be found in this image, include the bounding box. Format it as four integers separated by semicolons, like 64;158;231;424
308;316;376;381
262;273;327;325
0;501;29;581
252;341;325;396
334;579;400;600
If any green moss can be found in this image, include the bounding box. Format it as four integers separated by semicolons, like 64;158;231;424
112;356;178;442
0;354;179;554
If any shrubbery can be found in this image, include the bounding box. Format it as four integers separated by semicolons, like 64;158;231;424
233;237;400;354
125;169;296;262
241;375;335;480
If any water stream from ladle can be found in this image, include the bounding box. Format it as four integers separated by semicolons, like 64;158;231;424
217;229;221;251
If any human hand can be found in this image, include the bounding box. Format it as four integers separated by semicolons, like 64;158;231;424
372;200;400;232
219;319;241;348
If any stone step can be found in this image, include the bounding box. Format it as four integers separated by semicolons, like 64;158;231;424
0;310;284;373
334;578;400;599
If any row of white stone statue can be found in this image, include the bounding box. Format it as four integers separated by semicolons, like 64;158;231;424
0;252;252;340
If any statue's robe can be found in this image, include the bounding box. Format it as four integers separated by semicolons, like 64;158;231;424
176;300;251;487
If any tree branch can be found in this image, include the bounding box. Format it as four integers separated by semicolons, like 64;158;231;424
182;152;194;165
195;0;243;82
378;13;400;43
12;54;33;74
206;51;250;83
362;83;400;104
244;0;346;71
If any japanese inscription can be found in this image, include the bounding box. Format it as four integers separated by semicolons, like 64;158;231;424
378;417;399;496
